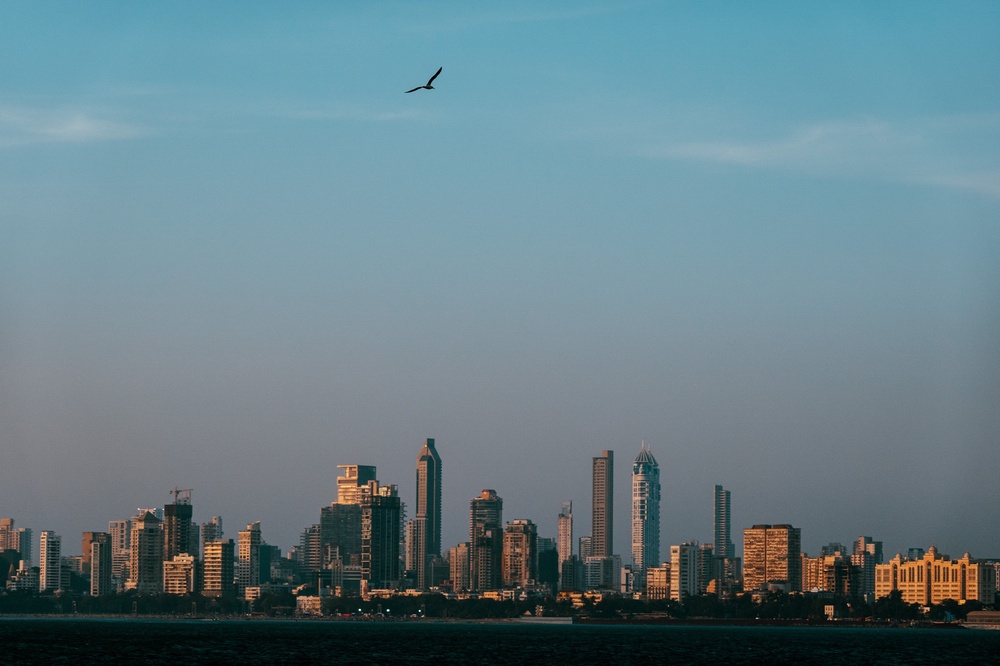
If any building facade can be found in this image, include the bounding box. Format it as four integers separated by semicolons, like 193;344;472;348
88;532;113;597
875;547;997;605
469;489;503;592
360;482;401;590
414;438;442;590
128;511;164;593
202;538;235;597
631;443;660;582
591;450;614;559
39;531;62;593
238;521;263;598
502;519;537;588
163;490;196;562
670;542;699;601
742;524;802;592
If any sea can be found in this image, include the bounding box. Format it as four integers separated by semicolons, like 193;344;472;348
2;618;999;665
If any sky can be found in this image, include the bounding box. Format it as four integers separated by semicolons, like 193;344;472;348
2;2;998;564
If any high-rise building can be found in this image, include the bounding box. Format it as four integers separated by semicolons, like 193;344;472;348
201;516;223;548
336;465;378;505
742;524;802;592
128;511;164;593
0;519;32;565
299;524;324;574
631;443;660;581
592;450;614;559
502;519;537;588
852;536;883;598
108;519;131;589
449;542;471;592
163;554;198;595
557;501;573;567
670;542;699;601
163;489;196;561
237;521;263;598
469;489;503;592
39;531;62;593
320;503;362;568
87;532;113;597
202;539;235;597
360;482;401;590
714;485;734;560
414;438;442;590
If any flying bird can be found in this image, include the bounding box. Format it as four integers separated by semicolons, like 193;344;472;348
405;67;442;93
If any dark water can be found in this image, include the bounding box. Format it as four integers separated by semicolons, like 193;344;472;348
2;618;999;665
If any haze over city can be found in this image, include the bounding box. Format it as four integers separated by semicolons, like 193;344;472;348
2;3;998;561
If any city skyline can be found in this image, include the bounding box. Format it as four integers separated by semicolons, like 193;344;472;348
3;4;998;565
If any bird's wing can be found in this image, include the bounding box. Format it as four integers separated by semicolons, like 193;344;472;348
426;67;442;85
405;87;422;93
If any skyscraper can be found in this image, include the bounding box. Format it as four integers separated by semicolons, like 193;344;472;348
88;532;112;597
631;443;660;580
714;485;734;560
108;518;131;589
670;542;699;601
128;511;163;593
414;437;442;590
469;489;503;592
237;521;262;598
163;488;196;561
592;450;614;558
502;519;538;588
39;531;62;593
742;524;802;592
360;482;401;590
557;501;573;587
202;539;235;597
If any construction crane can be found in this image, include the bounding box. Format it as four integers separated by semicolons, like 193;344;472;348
169;487;193;505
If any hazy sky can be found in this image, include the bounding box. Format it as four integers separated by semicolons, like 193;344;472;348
2;2;998;563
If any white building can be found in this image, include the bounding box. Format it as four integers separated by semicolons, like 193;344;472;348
39;531;62;593
670;542;699;602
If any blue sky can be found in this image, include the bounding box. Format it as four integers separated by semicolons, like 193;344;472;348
2;2;998;562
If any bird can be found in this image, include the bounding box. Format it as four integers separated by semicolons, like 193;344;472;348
405;67;442;93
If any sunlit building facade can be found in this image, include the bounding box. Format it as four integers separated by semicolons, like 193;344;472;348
875;547;997;605
743;524;802;592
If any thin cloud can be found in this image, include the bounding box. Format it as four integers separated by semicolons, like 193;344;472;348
653;115;1000;198
0;105;145;146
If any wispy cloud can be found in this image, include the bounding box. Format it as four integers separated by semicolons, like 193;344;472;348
650;114;1000;198
0;105;145;146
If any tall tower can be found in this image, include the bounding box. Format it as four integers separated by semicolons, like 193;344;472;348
237;521;262;598
360;482;401;590
89;532;112;597
631;442;660;578
714;485;734;560
469;489;503;592
128;510;163;593
164;488;195;560
557;501;573;567
591;450;614;558
414;438;442;589
39;531;62;593
502;519;538;588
